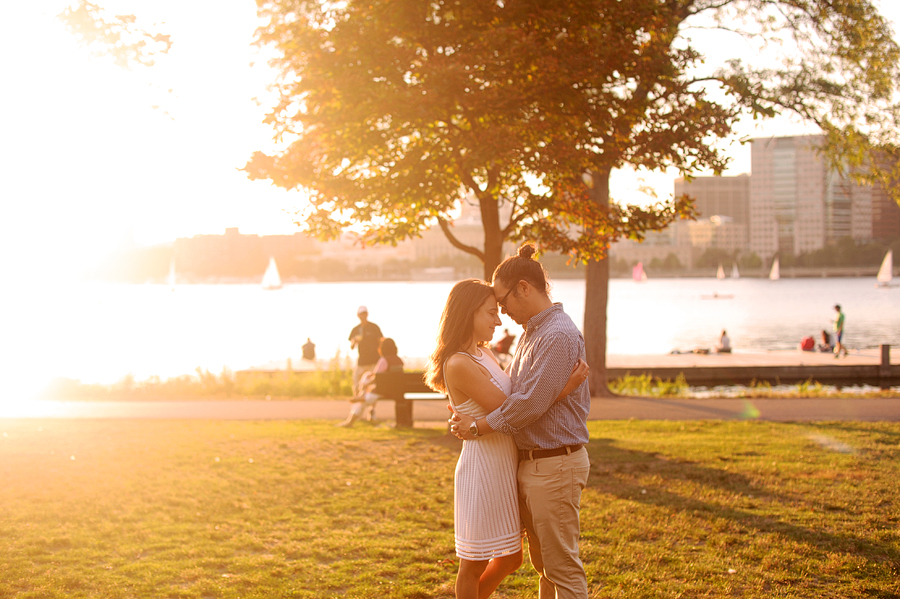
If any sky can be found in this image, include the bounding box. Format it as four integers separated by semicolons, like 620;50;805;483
1;0;899;281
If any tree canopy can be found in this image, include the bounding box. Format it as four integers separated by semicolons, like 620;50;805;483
244;0;707;275
245;0;900;393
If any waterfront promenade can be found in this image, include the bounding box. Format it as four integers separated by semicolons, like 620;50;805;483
242;346;900;388
4;349;896;423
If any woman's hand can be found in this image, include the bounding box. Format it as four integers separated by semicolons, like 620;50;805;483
558;359;589;399
449;410;475;440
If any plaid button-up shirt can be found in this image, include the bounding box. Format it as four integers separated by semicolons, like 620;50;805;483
485;303;590;451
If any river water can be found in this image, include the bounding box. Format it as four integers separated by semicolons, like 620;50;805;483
4;277;897;393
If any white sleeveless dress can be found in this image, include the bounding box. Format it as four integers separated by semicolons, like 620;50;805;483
449;349;521;560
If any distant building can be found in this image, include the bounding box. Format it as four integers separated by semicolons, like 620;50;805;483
674;173;750;224
749;134;873;259
674;174;750;252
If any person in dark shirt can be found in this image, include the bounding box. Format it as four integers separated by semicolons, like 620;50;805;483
301;338;316;361
349;305;383;391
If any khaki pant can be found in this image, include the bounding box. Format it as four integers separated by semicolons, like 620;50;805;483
518;447;590;599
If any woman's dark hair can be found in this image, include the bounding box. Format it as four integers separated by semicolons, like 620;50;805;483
379;337;403;368
425;279;494;392
492;242;551;296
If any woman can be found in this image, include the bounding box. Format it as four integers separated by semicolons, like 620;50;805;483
425;279;586;599
338;337;402;427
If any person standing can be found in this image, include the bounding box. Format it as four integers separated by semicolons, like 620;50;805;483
451;244;592;599
833;304;848;358
349;305;383;390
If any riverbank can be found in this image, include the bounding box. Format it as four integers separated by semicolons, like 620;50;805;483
24;347;900;406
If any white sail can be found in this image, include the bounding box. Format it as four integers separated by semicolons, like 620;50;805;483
716;264;725;279
876;250;893;286
167;261;176;289
261;256;283;290
731;263;740;279
769;257;780;281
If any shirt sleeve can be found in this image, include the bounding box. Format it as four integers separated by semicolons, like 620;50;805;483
485;330;580;435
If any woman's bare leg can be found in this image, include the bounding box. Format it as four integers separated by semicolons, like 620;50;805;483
457;559;489;599
477;550;523;599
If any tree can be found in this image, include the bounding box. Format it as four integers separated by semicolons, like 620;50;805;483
245;0;701;394
58;0;172;69
61;0;900;394
245;0;900;394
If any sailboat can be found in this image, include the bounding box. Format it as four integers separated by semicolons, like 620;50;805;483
769;257;780;281
731;263;740;279
876;250;893;288
261;256;283;290
167;261;176;290
716;264;725;279
632;262;648;283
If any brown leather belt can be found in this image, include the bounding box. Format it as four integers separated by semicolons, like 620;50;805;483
519;444;583;461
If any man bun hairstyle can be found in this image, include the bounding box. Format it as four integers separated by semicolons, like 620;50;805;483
492;242;550;295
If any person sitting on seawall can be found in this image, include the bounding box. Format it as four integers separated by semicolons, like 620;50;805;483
301;337;316;361
716;330;732;353
338;337;403;427
818;330;834;353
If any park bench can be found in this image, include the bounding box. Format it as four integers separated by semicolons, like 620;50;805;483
374;371;447;428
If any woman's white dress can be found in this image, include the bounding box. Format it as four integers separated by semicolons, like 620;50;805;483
450;349;521;560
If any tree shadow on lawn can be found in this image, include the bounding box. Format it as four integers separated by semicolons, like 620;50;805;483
584;438;899;567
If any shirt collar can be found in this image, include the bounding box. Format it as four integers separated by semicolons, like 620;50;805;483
524;303;563;332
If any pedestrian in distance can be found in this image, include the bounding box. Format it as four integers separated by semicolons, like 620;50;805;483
833;304;848;358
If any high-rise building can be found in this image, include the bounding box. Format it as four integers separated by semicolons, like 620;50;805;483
674;173;750;223
749;135;872;259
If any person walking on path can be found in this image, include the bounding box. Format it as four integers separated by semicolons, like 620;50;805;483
833;304;848;358
451;244;592;599
349;305;383;390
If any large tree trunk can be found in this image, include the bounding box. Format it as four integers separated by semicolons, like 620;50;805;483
480;196;506;281
584;169;613;397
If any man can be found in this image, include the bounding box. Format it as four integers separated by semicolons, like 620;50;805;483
833;304;848;358
452;244;592;599
348;305;383;390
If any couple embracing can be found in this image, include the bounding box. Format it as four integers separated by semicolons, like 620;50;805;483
425;243;592;599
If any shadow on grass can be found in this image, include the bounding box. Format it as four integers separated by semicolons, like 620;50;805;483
584;438;900;570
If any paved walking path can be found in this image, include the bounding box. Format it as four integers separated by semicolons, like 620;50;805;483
2;396;898;422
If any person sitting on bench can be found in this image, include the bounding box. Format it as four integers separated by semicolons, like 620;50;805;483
338;337;403;426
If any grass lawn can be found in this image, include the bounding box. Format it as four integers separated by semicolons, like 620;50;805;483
1;420;898;598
